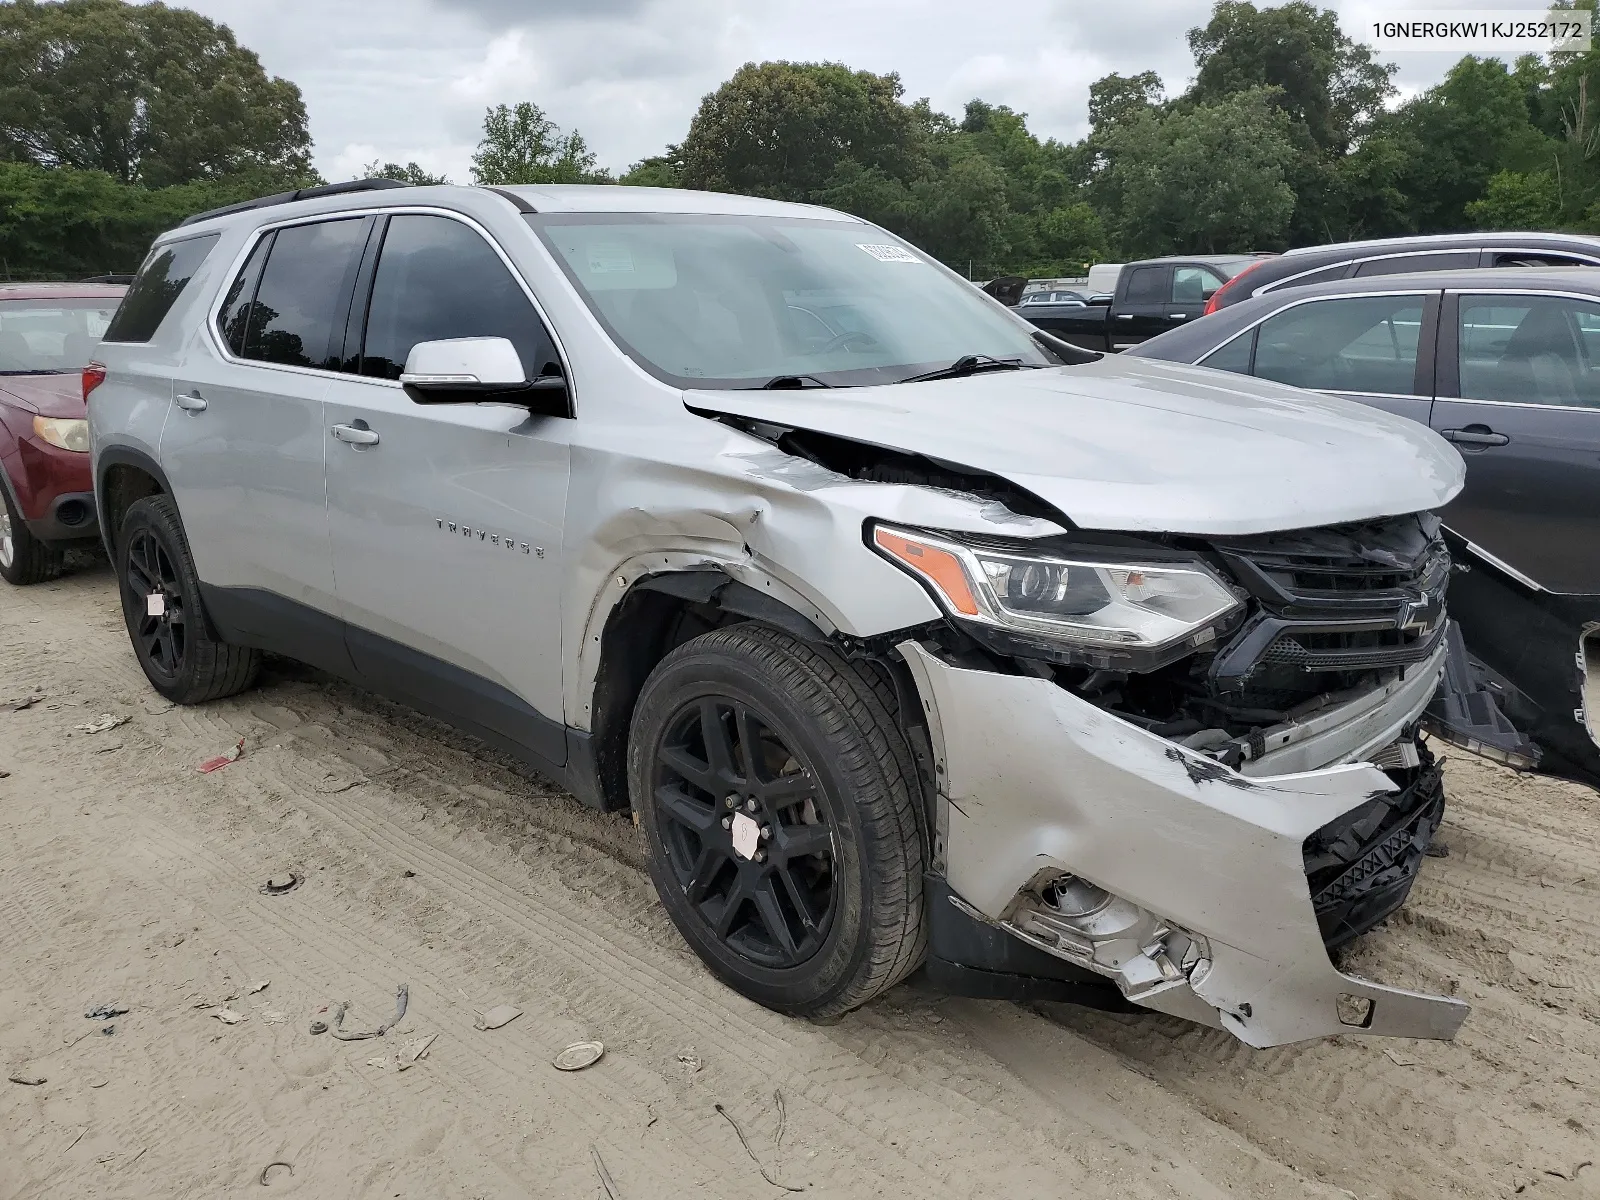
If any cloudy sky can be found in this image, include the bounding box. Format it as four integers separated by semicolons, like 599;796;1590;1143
183;0;1518;183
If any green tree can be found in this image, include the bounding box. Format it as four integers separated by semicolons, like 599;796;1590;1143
470;102;611;186
1087;71;1165;138
0;161;285;278
620;151;681;188
676;61;926;199
0;0;313;188
1466;168;1564;228
1375;56;1554;231
1186;1;1394;156
1095;88;1299;255
362;160;448;186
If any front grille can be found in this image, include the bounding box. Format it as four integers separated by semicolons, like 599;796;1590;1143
1207;514;1450;706
1302;741;1444;950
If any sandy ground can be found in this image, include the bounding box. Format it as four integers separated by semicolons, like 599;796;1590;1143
3;559;1599;1200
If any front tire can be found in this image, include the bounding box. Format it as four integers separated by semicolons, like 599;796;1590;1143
0;484;64;586
116;495;261;704
630;623;926;1018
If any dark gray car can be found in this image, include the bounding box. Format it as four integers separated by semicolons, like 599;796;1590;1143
1130;268;1600;784
1201;231;1600;312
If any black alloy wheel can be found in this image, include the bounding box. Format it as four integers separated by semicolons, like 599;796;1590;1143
122;526;188;682
652;696;837;968
630;623;926;1018
115;495;260;705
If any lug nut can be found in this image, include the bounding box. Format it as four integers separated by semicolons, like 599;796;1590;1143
760;826;771;840
753;850;766;863
744;798;758;813
724;795;738;809
721;815;733;829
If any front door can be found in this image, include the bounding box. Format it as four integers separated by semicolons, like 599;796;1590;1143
324;212;572;768
163;216;374;656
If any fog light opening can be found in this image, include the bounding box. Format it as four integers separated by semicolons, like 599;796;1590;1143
1336;992;1375;1028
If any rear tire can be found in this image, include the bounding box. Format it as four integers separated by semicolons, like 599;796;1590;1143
0;484;64;586
117;495;260;704
630;623;926;1018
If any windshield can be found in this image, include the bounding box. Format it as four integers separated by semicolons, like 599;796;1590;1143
528;214;1058;388
0;298;118;374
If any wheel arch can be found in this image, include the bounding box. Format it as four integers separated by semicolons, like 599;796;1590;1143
95;447;173;560
576;567;835;813
576;564;939;852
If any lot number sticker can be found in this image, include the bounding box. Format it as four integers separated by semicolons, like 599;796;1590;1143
856;243;921;264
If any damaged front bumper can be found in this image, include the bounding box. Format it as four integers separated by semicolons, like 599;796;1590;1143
899;639;1468;1047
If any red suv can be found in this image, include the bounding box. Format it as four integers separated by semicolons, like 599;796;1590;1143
0;281;125;584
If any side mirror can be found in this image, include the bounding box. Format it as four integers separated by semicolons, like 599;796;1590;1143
399;337;569;417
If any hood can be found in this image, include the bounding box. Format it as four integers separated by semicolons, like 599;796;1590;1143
686;357;1465;536
0;371;85;418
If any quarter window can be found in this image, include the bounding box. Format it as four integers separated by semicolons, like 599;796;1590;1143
102;233;219;343
1199;329;1254;374
240;218;371;370
215;235;270;357
1252;295;1425;394
1458;295;1600;409
359;214;557;381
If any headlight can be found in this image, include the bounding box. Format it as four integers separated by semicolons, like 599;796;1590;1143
33;416;90;453
872;524;1242;655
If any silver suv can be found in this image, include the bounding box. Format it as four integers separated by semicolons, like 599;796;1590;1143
90;181;1547;1046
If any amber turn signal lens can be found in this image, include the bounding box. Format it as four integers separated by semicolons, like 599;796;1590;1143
873;527;980;616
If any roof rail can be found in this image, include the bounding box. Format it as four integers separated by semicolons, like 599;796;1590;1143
177;178;413;228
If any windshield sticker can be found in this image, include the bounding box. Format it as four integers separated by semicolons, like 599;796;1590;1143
586;243;635;274
856;243;922;264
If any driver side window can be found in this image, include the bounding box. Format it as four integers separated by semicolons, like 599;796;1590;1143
1252;295;1425;395
359;214;559;381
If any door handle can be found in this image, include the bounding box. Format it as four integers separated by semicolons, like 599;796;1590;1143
1168;312;1189;320
175;392;207;412
1115;314;1135;320
1440;426;1510;447
331;423;379;446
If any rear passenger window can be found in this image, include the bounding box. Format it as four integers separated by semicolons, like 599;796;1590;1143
1459;295;1600;408
1123;267;1165;304
359;215;557;380
102;233;219;343
1253;295;1425;394
1353;252;1477;277
241;218;371;370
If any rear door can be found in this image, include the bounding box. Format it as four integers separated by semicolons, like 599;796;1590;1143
323;211;572;769
1428;290;1600;792
1110;265;1170;349
1433;291;1600;593
1165;265;1224;334
162;216;373;658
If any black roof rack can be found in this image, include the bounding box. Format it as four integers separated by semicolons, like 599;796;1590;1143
177;178;413;228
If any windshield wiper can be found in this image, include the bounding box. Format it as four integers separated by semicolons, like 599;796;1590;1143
892;354;1029;384
758;374;834;389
